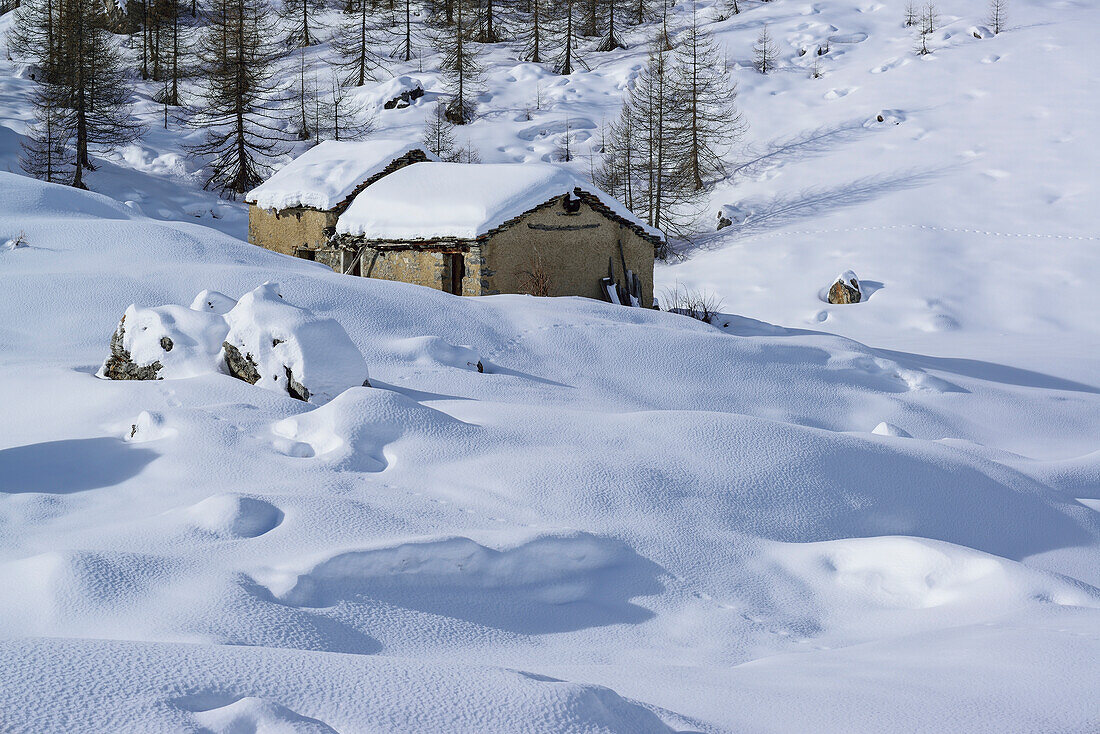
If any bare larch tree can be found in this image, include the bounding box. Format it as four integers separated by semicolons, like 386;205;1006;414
187;0;289;194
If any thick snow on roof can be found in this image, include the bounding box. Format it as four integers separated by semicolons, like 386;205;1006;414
335;162;664;241
246;139;433;211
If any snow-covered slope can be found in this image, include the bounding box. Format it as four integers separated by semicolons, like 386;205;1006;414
1;0;1099;732
2;164;1098;731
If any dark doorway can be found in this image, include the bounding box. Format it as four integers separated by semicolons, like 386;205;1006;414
448;253;465;295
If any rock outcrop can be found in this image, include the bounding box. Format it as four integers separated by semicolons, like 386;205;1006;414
101;316;164;381
828;271;863;304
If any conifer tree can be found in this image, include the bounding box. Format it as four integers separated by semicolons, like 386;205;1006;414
754;23;778;73
920;1;938;35
323;73;375;141
520;0;546;61
394;0;416;60
552;0;587;74
422;99;458;159
988;0;1007;34
20;88;73;183
904;0;917;27
188;0;289;194
476;0;501;42
673;3;744;190
9;0;143;188
594;0;624;52
282;0;327;46
332;0;385;85
598;38;698;243
434;0;482;123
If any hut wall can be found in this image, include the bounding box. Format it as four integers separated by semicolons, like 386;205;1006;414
481;199;655;305
357;245;483;296
248;205;338;257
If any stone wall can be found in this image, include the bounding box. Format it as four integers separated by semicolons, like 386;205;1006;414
481;197;655;306
357;245;483;296
248;205;337;257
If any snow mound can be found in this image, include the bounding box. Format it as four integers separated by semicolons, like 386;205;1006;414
336;162;663;241
125;411;177;443
872;421;911;438
772;536;1100;625
99;284;368;404
270;386;469;468
184;494;284;538
390;335;484;372
190;289;237;314
190;696;337;733
223;283;369;404
245;139;436;211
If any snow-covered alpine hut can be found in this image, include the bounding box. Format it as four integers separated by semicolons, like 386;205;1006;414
245;139;435;272
331;162;662;305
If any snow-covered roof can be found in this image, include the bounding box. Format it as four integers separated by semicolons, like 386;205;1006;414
335;162;665;242
246;139;435;211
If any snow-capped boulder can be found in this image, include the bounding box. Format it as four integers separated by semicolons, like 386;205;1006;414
190;289;237;315
222;283;370;404
99;304;228;381
101;285;368;403
828;271;863;304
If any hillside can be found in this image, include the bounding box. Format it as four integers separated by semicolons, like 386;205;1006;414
1;0;1099;732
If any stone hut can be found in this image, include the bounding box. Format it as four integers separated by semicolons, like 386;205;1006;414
245;139;435;273
332;162;662;306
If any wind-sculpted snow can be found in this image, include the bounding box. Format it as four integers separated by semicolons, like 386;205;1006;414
2;0;1100;729
0;164;1098;732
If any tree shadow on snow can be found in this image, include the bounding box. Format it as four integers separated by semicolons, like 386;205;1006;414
0;437;158;493
693;166;955;251
734;121;871;180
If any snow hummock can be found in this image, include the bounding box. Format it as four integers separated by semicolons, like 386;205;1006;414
335;162;664;241
223;283;370;404
245;139;436;212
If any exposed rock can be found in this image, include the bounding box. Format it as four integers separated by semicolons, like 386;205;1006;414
284;366;310;402
101;317;164;381
383;85;425;110
828;270;863;304
222;342;262;385
99;304;227;381
717;212;733;231
100;285;368;404
222;283;370;404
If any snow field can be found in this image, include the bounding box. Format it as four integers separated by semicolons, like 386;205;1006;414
1;0;1099;731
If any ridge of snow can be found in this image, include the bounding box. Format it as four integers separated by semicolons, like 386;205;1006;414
335;162;664;241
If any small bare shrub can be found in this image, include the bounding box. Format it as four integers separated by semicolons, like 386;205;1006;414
517;253;553;297
662;283;725;324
